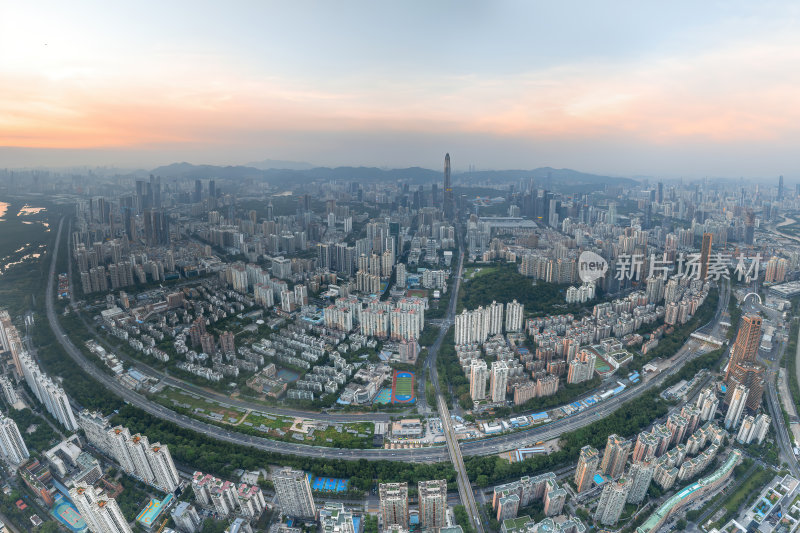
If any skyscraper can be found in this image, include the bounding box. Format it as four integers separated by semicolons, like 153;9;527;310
273;468;315;519
418;480;448;530
726;314;762;379
379;482;409;528
575;445;600;493
0;413;29;465
779;175;785;200
700;233;713;280
725;314;765;410
443;153;454;220
600;434;632;479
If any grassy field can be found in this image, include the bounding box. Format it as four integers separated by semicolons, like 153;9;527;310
152;386;375;447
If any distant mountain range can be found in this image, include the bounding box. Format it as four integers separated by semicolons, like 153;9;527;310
149;162;638;190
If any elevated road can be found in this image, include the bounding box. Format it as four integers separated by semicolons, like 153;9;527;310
427;242;483;531
45;217;732;462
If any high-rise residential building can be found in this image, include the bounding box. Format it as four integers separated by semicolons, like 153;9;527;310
470;359;488;401
700;233;713;280
0;376;18;406
490;361;509;403
626;460;654;504
724;384;748;430
70;483;132;533
594;478;631;526
273;468;315;519
600;434;632;479
542;479;566;517
379;482;409;528
505;300;524;332
695;387;719;421
632;432;659;463
567;349;595;384
147;442;181;492
418;480;448;530
171;502;202;533
0;413;29;465
443;154;454;220
575;445;600;493
319;502;355;533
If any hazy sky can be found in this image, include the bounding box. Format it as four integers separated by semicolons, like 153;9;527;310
2;1;800;177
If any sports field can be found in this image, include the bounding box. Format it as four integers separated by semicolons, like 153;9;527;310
391;370;416;404
51;494;87;533
373;388;392;404
307;473;349;492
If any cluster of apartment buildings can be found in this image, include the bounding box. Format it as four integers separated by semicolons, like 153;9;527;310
492;473;567;520
0;310;78;431
324;295;427;342
77;410;180;493
191;471;267;518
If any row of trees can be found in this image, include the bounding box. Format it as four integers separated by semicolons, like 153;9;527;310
465;389;669;484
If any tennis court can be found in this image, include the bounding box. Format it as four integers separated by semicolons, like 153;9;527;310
51;494;87;533
373;388;392;404
307;474;349;492
391;370;416;404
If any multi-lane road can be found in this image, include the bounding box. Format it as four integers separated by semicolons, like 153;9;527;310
45;217;732;463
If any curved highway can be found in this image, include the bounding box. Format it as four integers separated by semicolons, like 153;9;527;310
45;217;731;462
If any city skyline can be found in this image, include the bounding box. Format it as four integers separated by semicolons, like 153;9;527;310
2;2;800;177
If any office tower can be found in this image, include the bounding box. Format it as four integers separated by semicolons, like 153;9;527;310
443;153;454;220
608;202;617;225
724;384;748;430
194;179;202;203
575;445;600;493
490;361;509;403
725;314;765;410
744;209;755;245
505;300;524;332
379;482;409;528
600;434;632;479
0;413;29;464
656;181;664;204
779;175;785;200
700;233;713;280
171;502;202;533
626;460;654;504
726;314;762;379
418;480;448;530
470;359;488;401
70;483;132;533
273;468;315;518
594;478;631;526
319;503;355;533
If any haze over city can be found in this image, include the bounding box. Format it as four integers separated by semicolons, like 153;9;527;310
3;1;800;177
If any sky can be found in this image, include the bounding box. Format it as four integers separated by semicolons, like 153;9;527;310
2;1;800;178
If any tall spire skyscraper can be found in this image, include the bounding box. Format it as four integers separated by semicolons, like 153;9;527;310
443;153;454;220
